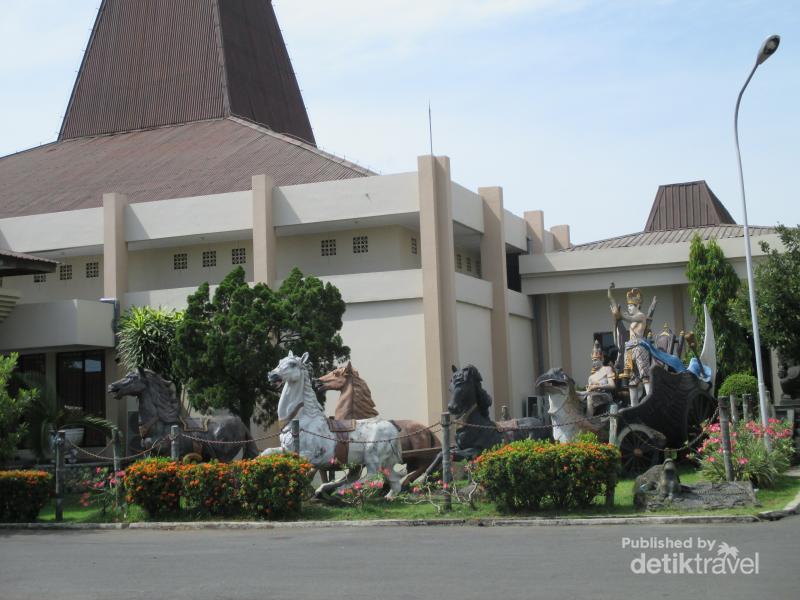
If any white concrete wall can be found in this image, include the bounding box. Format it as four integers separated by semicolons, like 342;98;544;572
0;300;115;351
0;208;103;253
454;246;482;279
5;255;104;304
327;299;428;423
451;183;483;233
128;240;253;292
276;226;420;279
509;313;536;416
456;301;494;398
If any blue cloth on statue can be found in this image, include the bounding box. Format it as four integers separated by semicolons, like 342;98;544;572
687;357;712;383
637;339;687;373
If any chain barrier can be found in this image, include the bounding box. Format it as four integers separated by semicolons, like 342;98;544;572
454;411;610;431
616;407;720;454
299;422;443;444
64;437;167;462
178;430;283;446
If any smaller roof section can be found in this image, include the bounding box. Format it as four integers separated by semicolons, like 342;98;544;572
0;250;57;276
644;181;735;232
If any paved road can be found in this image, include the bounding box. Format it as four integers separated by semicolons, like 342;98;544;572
2;517;799;600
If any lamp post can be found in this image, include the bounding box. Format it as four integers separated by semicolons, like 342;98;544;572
734;34;780;451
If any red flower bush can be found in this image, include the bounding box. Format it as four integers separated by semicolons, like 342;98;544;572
0;470;52;522
471;437;620;512
178;461;238;517
236;454;313;520
125;458;181;516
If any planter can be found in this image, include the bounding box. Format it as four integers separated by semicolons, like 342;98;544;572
62;427;85;447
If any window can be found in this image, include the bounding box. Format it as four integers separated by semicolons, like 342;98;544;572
202;250;217;268
86;262;99;278
59;264;72;280
57;351;106;446
231;247;246;265
411;237;418;255
173;253;188;270
352;235;368;254
321;239;337;257
476;258;482;278
456;254;462;270
466;257;472;273
33;273;47;283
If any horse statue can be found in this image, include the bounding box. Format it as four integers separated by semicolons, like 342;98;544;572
424;364;549;477
108;368;258;462
535;368;604;443
315;362;441;487
261;351;405;499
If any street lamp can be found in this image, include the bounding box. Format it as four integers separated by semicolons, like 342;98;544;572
733;34;780;450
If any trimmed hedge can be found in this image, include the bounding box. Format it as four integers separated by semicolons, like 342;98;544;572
0;470;52;522
471;437;620;512
719;373;758;399
125;458;182;516
179;461;239;517
123;455;313;520
237;455;313;519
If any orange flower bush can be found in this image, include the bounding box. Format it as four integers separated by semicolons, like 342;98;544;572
0;470;52;522
236;454;313;519
125;458;181;516
178;461;238;517
471;436;620;512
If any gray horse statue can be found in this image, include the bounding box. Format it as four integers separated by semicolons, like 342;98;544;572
108;368;258;461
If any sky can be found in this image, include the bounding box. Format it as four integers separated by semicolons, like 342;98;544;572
0;0;797;244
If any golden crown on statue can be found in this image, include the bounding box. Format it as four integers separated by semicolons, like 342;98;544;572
626;288;642;305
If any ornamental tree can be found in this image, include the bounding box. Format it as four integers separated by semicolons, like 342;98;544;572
173;267;349;427
685;235;752;382
730;225;800;366
117;306;184;389
0;354;35;466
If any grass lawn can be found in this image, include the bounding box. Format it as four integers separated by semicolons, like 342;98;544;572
35;467;800;524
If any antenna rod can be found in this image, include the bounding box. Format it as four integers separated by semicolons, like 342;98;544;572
428;102;434;156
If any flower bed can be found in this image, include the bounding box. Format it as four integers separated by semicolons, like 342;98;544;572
125;458;181;516
471;436;620;512
698;418;794;488
0;470;52;522
237;455;313;519
179;461;239;517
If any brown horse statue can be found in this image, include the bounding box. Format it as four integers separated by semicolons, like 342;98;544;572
315;362;441;487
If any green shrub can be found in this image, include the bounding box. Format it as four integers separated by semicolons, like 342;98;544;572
125;458;181;516
237;454;313;519
698;418;794;488
0;470;52;522
471;439;620;512
179;461;238;517
718;373;758;399
0;353;35;466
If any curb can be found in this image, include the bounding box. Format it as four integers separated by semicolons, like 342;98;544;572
4;487;798;532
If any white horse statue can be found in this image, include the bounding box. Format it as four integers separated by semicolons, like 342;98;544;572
261;351;405;499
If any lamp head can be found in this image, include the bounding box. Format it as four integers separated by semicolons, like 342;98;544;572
757;35;780;65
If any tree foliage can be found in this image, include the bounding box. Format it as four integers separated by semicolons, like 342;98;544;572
730;225;800;366
685;235;751;382
0;354;35;466
117;306;184;386
173;267;349;427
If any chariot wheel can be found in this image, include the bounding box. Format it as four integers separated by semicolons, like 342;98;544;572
617;425;663;476
686;391;717;453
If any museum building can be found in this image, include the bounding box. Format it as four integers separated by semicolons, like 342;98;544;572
0;0;782;452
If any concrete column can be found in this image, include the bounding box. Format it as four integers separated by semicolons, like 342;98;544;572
524;210;545;255
551;225;571;250
252;174;277;287
479;187;512;419
418;155;459;425
102;192;128;428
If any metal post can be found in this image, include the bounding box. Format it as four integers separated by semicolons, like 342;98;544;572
441;412;452;512
743;393;752;422
54;430;65;523
605;470;617;509
112;427;123;507
608;404;619;447
729;394;739;424
291;419;300;455
170;424;179;460
718;397;734;482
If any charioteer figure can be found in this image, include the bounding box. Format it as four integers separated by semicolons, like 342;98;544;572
609;287;656;405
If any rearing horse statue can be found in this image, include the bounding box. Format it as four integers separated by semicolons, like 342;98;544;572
108;368;258;461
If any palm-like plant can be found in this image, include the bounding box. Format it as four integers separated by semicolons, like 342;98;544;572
716;542;739;559
117;306;183;387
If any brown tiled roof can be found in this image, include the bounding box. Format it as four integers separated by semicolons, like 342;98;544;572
0;118;373;218
59;0;315;145
644;180;735;232
0;249;57;276
564;225;776;252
